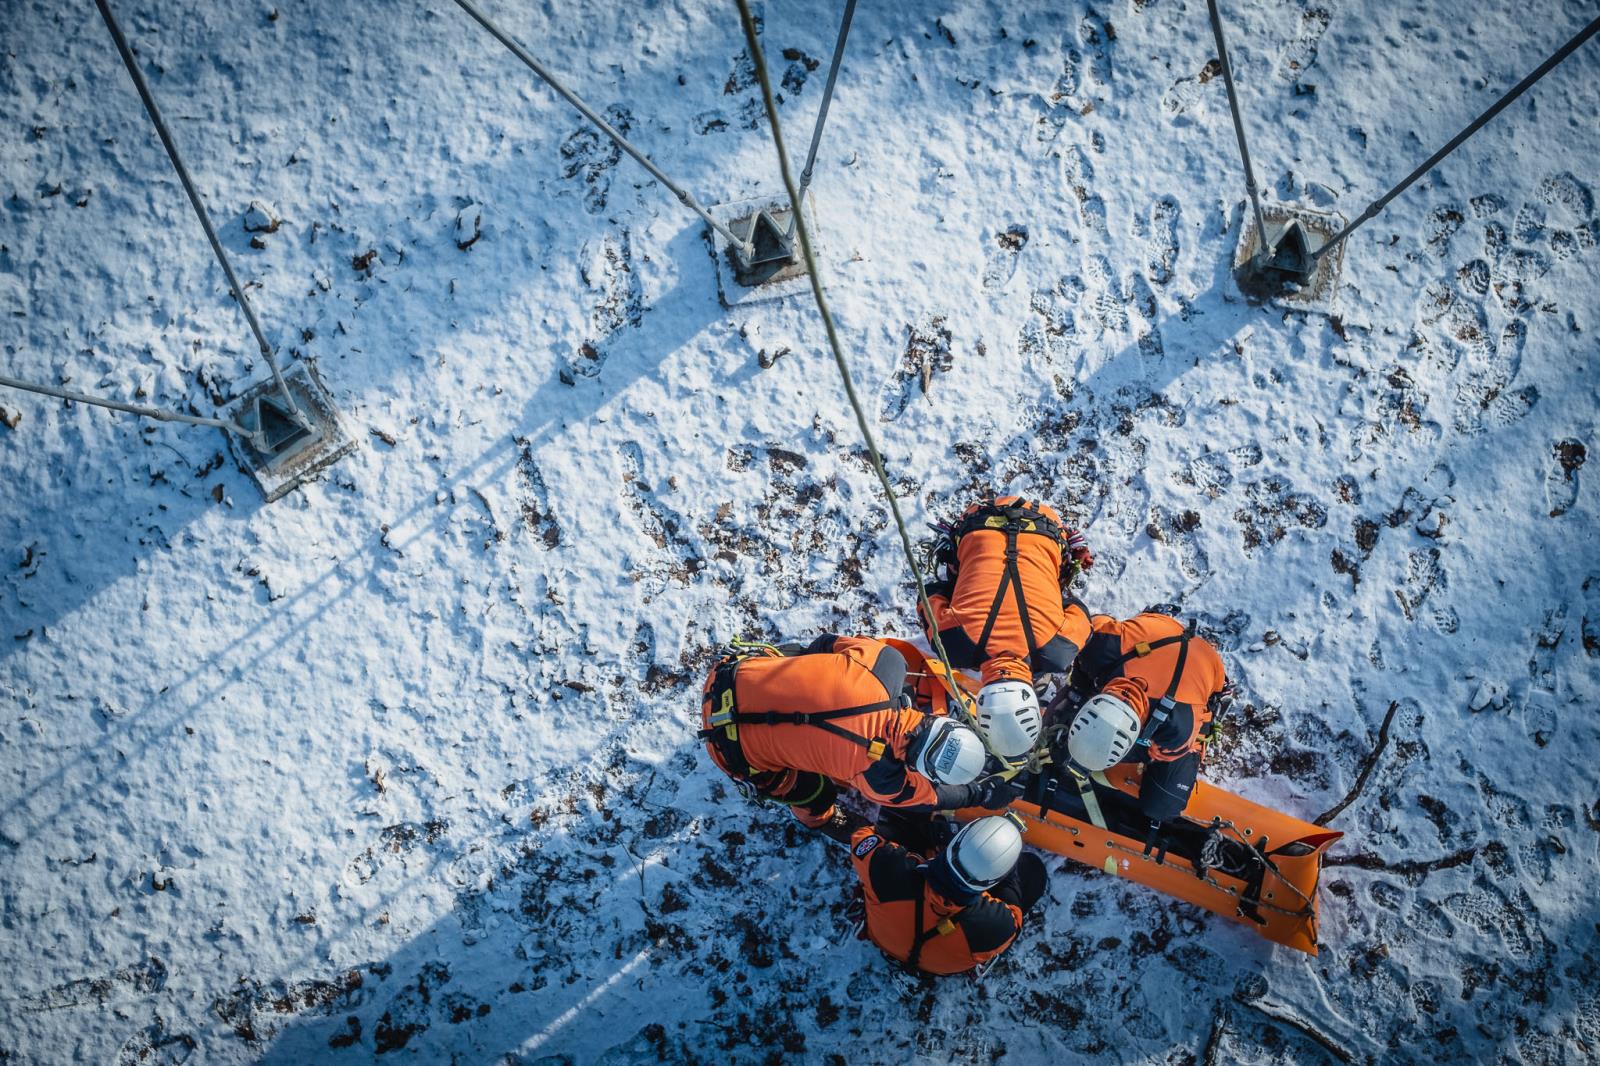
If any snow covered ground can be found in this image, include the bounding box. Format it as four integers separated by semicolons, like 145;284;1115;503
2;0;1598;1061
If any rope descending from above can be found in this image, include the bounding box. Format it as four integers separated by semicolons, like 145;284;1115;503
732;0;972;724
451;0;753;259
94;0;306;428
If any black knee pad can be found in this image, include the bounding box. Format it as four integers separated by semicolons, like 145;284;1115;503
1015;852;1049;913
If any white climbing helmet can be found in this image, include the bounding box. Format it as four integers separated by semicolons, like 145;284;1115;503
1066;692;1144;771
910;717;986;786
945;816;1023;892
975;680;1043;758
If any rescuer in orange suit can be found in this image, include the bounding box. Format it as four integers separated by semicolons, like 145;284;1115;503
699;635;1011;838
849;814;1047;975
1062;611;1234;823
918;495;1096;759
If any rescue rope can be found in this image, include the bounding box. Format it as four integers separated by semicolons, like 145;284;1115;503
1312;11;1600;262
0;372;259;442
785;0;858;243
94;0;306;428
733;0;973;725
1205;0;1271;262
450;0;754;259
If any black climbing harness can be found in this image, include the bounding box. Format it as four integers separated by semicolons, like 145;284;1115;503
1108;618;1200;752
952;499;1070;660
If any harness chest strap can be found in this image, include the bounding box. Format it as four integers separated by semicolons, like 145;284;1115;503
905;890;959;970
954;499;1068;548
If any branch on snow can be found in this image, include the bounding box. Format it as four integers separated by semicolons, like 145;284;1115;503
1324;846;1477;877
1314;700;1401;826
1201;1008;1229;1066
1238;998;1360;1064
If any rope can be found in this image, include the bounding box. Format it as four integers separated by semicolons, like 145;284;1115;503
94;0;306;428
733;0;973;725
1205;0;1271;261
1313;11;1600;262
0;372;258;441
785;0;859;243
451;0;753;259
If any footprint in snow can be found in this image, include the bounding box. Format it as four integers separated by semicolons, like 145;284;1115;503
1424;204;1465;257
1394;547;1446;624
1059;145;1108;238
1490;248;1551;312
1036;46;1087;141
1142;196;1180;286
878;316;954;422
565;229;644;382
514;443;563;548
1451;321;1537;436
618;440;702;594
1511;200;1546;245
1537;172;1598;260
1483;218;1510;262
1582;575;1600;659
1455;258;1490;297
1076;8;1114;89
1082;254;1127;334
116;1016;196;1064
559;104;632;214
1544;439;1585;517
1276;6;1332;81
981;225;1028;290
1161;59;1220;118
1521;694;1558;750
1145;503;1210;582
1528;603;1567;695
1126;267;1158;324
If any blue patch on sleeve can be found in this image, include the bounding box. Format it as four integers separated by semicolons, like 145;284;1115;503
853;834;881;858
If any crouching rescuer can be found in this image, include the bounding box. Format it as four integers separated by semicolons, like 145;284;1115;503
850;815;1047;976
698;635;1011;838
1061;612;1233;824
919;495;1096;762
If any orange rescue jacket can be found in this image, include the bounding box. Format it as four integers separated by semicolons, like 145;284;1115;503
924;496;1091;681
1075;613;1226;761
849;826;1023;975
699;636;941;808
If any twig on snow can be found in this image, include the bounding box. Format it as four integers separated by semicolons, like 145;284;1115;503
1314;700;1401;826
619;840;650;911
1202;1008;1229;1066
1239;998;1358;1064
1583;800;1600;833
1324;847;1476;877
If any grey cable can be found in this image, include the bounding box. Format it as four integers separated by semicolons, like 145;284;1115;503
734;0;972;722
94;0;306;427
785;0;858;243
1313;11;1600;263
0;372;258;441
451;0;753;258
1206;0;1271;261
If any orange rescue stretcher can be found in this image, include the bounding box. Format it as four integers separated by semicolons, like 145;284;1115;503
886;638;1343;956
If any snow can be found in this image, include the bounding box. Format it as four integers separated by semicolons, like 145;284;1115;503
2;0;1598;1062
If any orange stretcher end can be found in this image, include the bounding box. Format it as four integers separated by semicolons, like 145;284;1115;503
971;772;1342;955
884;638;1342;955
